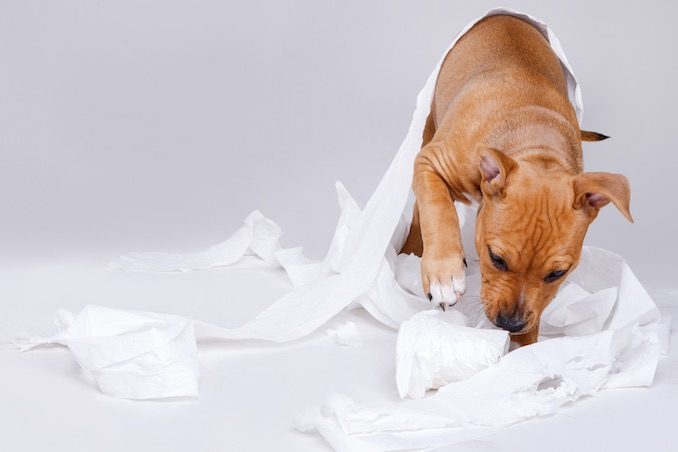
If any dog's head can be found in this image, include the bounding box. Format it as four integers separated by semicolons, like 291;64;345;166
474;148;632;336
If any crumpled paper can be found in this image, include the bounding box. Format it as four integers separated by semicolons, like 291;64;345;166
15;7;671;451
14;306;199;399
396;310;509;399
307;327;660;452
326;321;362;347
302;246;671;450
109;210;284;273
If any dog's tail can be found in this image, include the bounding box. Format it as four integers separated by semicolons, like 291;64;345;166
580;130;610;141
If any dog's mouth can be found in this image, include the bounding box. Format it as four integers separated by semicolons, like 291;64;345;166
481;297;538;335
486;310;536;335
508;326;535;336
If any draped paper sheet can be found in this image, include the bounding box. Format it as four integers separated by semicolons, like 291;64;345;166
14;7;671;451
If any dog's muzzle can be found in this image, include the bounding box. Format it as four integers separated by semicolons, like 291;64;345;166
495;311;527;333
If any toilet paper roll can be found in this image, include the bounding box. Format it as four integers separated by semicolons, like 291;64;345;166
396;310;509;399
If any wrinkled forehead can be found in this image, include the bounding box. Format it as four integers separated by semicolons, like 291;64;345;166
484;176;573;217
480;179;588;258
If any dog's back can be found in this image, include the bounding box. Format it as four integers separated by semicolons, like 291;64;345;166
431;15;577;136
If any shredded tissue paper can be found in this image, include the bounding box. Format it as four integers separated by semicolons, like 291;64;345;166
14;8;671;451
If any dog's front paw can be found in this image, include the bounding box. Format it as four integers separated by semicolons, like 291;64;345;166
421;253;467;310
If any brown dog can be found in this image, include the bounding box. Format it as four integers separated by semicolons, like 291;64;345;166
400;15;632;346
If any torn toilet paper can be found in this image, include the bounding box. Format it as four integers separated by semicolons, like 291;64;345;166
15;7;670;452
303;247;671;451
306;324;663;452
326;321;362;347
396;310;509;399
14;306;200;399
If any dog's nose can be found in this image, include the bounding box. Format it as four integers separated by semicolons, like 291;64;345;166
495;312;526;333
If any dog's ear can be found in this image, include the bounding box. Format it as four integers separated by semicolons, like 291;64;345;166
478;148;517;198
580;130;609;141
572;172;633;222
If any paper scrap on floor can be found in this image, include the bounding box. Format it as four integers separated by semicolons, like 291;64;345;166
14;7;672;452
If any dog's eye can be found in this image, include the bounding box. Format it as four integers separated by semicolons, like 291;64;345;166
488;247;508;271
545;269;567;282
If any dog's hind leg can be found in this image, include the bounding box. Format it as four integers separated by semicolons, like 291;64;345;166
400;114;436;257
401;201;423;256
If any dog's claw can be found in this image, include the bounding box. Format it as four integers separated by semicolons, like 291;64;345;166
427;277;465;310
463;258;467;268
422;255;466;310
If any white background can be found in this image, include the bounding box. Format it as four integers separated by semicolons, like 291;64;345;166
1;1;677;451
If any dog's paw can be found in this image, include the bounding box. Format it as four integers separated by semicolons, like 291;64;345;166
421;254;467;310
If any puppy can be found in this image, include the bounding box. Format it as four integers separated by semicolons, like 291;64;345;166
400;15;632;346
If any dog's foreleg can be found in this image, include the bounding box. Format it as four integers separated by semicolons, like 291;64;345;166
413;149;466;309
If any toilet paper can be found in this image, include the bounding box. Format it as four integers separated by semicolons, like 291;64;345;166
396;310;510;399
15;7;670;452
